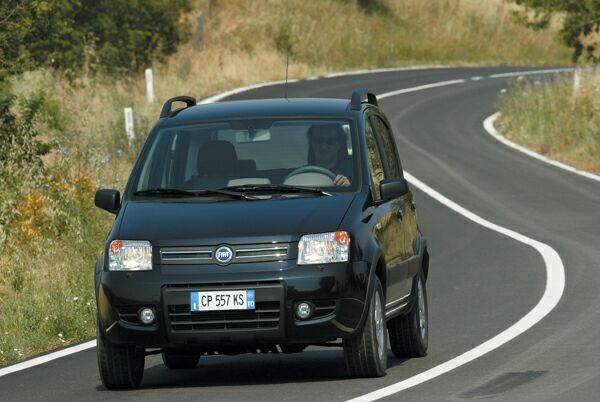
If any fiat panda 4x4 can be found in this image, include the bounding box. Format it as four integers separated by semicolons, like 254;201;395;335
94;89;430;389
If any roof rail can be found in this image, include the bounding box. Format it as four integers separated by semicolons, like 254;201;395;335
350;89;378;110
160;96;197;118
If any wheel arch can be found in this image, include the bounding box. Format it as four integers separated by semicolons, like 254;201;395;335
345;247;386;338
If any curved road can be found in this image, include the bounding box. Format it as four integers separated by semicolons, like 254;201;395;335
2;67;599;401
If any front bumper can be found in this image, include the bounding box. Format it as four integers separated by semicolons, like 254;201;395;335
97;260;370;349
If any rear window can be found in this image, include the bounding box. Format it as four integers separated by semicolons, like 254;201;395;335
133;118;359;193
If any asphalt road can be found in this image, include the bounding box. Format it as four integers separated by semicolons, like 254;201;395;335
2;67;599;401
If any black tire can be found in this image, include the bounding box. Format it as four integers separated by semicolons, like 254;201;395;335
162;349;200;369
279;344;308;354
388;271;428;358
343;277;387;378
97;323;145;390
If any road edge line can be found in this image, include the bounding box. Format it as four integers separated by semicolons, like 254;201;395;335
484;113;600;183
346;171;565;401
198;65;451;104
488;68;572;78
0;340;97;377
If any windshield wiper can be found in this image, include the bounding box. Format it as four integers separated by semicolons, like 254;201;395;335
133;188;198;197
133;188;256;200
220;184;332;197
197;188;257;200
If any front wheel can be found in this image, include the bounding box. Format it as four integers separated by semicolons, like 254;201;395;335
343;277;387;378
97;323;145;389
388;271;428;358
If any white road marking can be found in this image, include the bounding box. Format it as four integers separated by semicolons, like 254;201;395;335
199;79;300;104
488;68;572;78
484;113;600;183
346;172;565;401
0;341;96;378
470;76;484;81
321;66;449;78
199;66;445;104
0;68;568;388
376;79;466;99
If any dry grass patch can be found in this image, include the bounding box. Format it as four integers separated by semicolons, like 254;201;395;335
497;70;600;173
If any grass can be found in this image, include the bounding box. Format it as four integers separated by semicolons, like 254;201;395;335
0;0;573;366
0;241;98;362
497;70;600;174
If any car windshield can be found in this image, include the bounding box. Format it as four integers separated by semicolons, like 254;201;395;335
132;118;359;196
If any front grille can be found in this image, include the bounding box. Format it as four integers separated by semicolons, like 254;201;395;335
168;301;281;332
160;247;212;264
159;243;293;265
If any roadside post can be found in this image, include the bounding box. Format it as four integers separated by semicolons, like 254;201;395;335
194;15;206;51
124;107;135;145
572;67;583;111
145;68;155;103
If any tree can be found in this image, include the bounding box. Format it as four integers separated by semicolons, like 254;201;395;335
0;0;190;78
510;0;600;62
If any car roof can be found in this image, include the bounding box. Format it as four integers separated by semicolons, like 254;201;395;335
160;98;365;125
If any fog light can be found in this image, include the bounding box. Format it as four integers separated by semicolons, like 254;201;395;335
295;302;313;320
139;307;155;324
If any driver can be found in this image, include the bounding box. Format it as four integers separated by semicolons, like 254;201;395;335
307;124;351;187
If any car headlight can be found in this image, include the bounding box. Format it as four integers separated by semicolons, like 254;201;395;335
108;240;152;271
298;231;349;265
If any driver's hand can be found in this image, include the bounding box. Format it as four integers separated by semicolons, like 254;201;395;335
334;174;350;187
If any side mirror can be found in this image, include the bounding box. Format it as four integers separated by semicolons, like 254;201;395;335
380;178;408;201
95;189;120;214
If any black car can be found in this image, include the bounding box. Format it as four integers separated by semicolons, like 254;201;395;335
94;89;429;389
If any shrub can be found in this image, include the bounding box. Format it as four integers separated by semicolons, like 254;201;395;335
0;87;54;246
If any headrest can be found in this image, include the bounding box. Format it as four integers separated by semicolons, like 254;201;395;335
197;140;238;176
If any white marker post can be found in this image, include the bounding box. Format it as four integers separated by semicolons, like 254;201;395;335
145;68;155;103
124;107;135;145
572;68;582;109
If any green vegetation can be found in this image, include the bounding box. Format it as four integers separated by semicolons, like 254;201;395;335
0;0;189;77
0;0;573;366
509;0;600;62
497;71;600;173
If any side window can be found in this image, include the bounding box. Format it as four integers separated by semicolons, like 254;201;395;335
365;120;385;199
372;116;402;178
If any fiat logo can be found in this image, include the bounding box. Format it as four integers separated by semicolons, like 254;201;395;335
215;246;233;265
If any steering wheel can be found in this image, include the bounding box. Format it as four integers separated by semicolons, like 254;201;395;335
285;165;337;183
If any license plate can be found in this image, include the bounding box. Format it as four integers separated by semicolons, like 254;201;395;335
190;290;255;312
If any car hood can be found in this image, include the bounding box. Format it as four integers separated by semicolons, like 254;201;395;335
118;194;356;245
